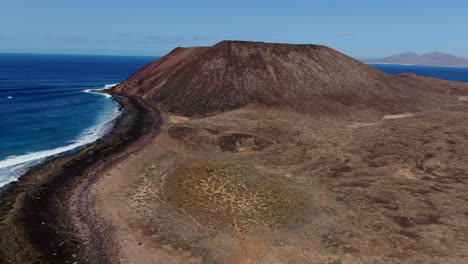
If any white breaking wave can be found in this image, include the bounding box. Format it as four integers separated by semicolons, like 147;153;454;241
84;83;118;91
104;83;118;89
83;83;118;98
0;84;122;188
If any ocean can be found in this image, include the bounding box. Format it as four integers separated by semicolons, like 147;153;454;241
0;57;467;188
0;53;157;187
370;64;468;82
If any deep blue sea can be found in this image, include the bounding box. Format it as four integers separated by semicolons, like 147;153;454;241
370;64;468;82
0;53;157;187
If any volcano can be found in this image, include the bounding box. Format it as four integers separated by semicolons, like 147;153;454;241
113;41;467;116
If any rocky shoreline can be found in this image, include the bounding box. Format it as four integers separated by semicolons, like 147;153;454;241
0;92;161;264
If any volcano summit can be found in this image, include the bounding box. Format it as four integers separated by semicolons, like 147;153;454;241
114;41;464;116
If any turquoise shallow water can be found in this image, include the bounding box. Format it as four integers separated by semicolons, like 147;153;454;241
0;53;158;187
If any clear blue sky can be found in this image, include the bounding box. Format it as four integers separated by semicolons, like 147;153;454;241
1;0;467;58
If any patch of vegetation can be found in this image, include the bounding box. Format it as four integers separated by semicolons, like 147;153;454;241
164;163;309;232
218;133;274;152
256;120;288;134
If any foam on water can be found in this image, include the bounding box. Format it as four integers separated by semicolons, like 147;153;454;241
0;84;122;188
84;83;118;98
104;83;119;89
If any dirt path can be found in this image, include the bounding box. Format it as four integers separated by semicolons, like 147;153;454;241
67;94;162;263
90;112;205;264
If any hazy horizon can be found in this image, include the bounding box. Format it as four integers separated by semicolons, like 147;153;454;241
1;48;468;61
1;0;467;57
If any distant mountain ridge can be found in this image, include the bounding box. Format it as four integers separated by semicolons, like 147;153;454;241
363;52;468;67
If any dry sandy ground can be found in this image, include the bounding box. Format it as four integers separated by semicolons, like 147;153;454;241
94;111;207;264
92;100;468;264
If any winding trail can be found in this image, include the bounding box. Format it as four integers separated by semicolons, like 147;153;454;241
67;93;162;263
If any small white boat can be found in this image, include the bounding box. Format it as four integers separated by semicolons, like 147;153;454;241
7;92;13;99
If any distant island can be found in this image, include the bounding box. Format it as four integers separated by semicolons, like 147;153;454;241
362;52;468;67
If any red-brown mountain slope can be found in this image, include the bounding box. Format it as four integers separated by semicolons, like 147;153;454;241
113;41;468;116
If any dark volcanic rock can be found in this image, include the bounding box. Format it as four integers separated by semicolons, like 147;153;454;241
113;41;468;116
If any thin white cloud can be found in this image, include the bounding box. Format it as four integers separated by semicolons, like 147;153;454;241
141;34;184;43
272;32;286;36
163;35;184;41
45;35;87;43
194;34;221;41
336;32;354;37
